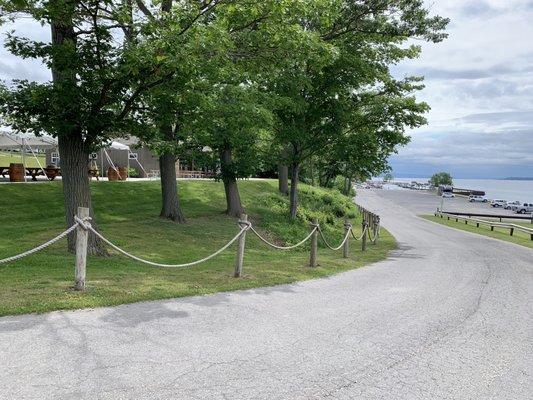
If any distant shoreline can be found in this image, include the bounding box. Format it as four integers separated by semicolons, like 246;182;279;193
504;177;533;181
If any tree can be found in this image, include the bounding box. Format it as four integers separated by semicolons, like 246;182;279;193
383;173;394;183
192;84;273;216
133;0;235;223
138;0;312;217
271;0;448;219
0;0;173;253
430;172;453;187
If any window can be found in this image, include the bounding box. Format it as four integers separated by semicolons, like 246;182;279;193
51;152;60;165
128;152;138;160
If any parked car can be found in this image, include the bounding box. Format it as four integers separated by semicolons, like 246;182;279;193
490;199;507;207
442;192;455;198
469;195;488;203
505;200;521;210
514;203;533;214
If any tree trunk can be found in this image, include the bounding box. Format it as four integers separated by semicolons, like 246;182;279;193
58;134;107;255
51;8;106;255
220;146;244;217
289;163;299;220
159;152;186;222
343;176;351;196
278;163;289;195
278;147;289;195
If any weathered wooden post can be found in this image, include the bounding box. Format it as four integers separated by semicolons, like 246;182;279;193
75;207;89;291
372;214;378;245
491;225;494;231
361;221;367;252
343;219;350;258
234;214;248;278
309;218;318;267
510;227;514;236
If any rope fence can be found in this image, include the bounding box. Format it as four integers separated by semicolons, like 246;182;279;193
0;205;381;289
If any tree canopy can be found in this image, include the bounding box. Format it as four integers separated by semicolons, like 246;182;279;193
430;172;453;187
0;0;449;248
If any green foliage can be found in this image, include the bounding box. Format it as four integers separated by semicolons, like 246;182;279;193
128;167;140;178
430;172;453;187
0;180;395;316
258;183;358;245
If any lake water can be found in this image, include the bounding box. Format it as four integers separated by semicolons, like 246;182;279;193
388;178;533;203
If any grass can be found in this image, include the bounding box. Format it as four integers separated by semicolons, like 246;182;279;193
0;151;46;168
423;215;533;249
0;180;396;316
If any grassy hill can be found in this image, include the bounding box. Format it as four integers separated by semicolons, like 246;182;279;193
0;180;395;316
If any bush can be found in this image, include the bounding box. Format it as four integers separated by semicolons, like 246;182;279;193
128;168;140;178
257;183;359;248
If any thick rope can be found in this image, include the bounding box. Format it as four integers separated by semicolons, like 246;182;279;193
317;226;352;251
87;223;250;268
249;226;318;250
0;223;79;265
366;224;380;243
350;225;367;241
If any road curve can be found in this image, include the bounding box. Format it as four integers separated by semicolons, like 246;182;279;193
0;190;531;400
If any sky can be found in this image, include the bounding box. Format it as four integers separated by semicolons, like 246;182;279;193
1;1;532;179
390;0;533;179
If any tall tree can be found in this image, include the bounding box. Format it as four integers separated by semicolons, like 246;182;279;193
0;0;169;253
271;0;448;218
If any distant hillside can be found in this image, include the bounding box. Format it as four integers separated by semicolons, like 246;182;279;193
504;177;533;181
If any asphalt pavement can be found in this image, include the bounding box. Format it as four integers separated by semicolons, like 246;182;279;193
0;189;531;399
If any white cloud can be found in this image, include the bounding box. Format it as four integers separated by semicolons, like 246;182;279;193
391;0;533;177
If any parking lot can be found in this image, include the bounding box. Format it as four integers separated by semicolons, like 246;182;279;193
361;188;527;217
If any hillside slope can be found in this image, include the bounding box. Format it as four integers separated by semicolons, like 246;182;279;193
0;179;395;316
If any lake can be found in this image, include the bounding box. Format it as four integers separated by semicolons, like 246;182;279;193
388;178;533;203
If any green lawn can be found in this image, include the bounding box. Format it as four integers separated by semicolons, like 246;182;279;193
0;180;395;316
0;151;46;168
423;215;533;249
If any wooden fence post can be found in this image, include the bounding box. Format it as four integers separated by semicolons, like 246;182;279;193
361;221;367;252
510;227;514;236
309;218;318;267
343;219;350;258
75;207;89;291
234;214;248;278
374;216;380;244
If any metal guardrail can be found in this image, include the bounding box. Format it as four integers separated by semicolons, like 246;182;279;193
435;210;533;240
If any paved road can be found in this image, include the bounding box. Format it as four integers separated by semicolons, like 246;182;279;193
1;190;532;399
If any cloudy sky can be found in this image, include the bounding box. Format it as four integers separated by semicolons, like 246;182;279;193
1;1;532;179
390;0;533;179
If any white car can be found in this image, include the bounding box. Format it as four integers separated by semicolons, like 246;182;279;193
490;199;507;207
441;192;455;198
505;200;521;210
514;203;533;214
469;195;487;203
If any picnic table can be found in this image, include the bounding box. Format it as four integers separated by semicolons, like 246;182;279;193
0;166;63;181
0;166;100;181
26;167;45;181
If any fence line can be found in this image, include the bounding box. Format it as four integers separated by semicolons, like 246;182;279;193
435;210;533;239
1;205;381;290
